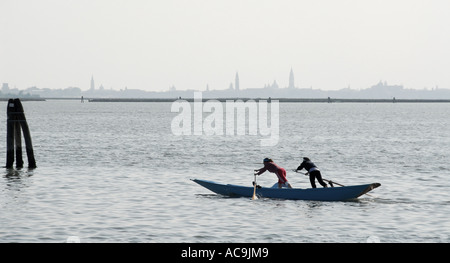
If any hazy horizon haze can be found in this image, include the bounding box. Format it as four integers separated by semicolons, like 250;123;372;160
1;0;449;92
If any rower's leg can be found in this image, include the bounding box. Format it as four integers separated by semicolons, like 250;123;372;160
315;171;328;188
309;174;317;188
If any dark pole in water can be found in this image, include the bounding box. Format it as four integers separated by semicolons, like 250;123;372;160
14;99;36;168
5;99;36;169
6;99;15;168
14;108;24;168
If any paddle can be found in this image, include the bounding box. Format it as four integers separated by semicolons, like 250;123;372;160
293;170;375;197
252;173;258;200
293;170;341;187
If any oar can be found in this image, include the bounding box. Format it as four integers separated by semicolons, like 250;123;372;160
252;173;258;200
293;170;342;186
322;178;344;187
293;170;375;197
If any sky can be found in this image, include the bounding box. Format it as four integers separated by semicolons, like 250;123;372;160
1;0;449;92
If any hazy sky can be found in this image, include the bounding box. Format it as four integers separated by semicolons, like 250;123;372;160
1;0;449;92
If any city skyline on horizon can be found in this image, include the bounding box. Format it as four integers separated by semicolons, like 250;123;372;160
1;1;449;92
3;69;450;101
2;67;446;93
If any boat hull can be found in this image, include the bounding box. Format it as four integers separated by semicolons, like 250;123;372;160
192;179;380;201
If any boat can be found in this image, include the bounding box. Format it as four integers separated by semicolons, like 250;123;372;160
191;179;380;201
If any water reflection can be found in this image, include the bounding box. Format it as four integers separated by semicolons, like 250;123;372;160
4;167;35;177
2;168;35;192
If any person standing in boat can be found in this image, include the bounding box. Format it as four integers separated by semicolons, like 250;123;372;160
296;157;328;188
255;158;293;189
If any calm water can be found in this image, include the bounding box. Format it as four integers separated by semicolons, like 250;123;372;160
0;100;449;243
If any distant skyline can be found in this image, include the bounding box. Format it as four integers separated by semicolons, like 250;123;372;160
3;76;450;100
1;0;450;92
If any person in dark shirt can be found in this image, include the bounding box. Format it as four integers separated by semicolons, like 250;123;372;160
296;157;327;188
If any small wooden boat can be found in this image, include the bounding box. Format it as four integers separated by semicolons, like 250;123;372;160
192;179;380;201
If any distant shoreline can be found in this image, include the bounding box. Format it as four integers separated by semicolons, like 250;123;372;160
2;97;450;103
0;98;46;101
87;98;450;103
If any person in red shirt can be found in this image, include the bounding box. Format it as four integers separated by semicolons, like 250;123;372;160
254;158;293;189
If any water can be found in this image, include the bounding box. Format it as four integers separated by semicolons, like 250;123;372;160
1;100;449;243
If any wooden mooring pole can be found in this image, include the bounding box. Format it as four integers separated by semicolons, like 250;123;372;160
6;98;36;169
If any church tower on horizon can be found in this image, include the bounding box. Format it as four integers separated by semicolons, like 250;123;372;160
90;75;95;91
288;68;295;89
